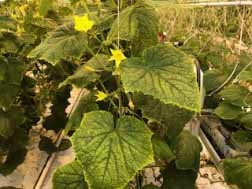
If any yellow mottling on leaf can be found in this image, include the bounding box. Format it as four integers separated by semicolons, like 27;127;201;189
74;14;94;32
95;91;108;101
109;49;127;68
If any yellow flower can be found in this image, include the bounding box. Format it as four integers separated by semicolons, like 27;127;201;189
95;91;108;101
109;49;127;68
74;14;94;32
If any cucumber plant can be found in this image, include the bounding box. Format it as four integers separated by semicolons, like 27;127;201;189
1;0;204;188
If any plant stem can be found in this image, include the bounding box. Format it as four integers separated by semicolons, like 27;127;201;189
116;75;123;115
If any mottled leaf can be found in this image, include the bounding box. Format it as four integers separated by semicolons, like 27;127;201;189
71;111;154;189
121;44;200;112
53;160;88;189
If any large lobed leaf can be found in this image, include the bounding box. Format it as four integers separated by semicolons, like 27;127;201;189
223;159;252;189
28;24;87;65
71;111;154;189
53;160;88;189
121;44;200;112
107;4;159;56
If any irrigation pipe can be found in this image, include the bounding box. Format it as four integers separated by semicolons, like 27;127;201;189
33;88;86;189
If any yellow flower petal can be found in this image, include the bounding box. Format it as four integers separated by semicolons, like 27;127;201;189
109;49;127;68
74;14;94;32
95;91;108;101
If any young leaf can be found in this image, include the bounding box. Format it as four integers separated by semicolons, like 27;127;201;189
223;159;252;189
214;102;242;120
71;111;154;189
133;93;194;141
107;4;159;56
121;44;200;112
171;131;202;170
152;135;175;162
28;24;87;65
53;160;88;189
219;85;252;107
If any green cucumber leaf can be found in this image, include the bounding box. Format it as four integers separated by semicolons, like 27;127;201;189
223;159;252;189
60;54;110;88
107;4;159;56
238;69;252;82
219;85;252;107
231;130;252;152
133;93;194;141
214;102;242;120
53;160;88;189
65;92;99;134
161;162;198;189
28;24;87;65
71;111;154;189
152;135;175;162
121;44;200;112
171;131;202;170
240;113;252;130
204;69;229;92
